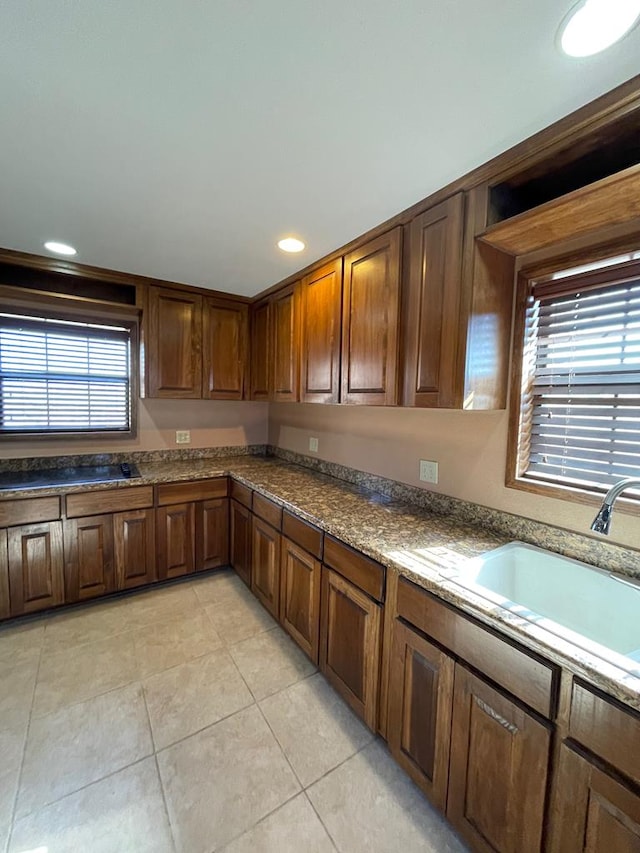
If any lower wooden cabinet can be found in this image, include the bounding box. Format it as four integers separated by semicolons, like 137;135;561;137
387;620;454;811
280;537;321;664
114;509;157;590
7;521;64;615
319;566;382;730
156;503;195;580
549;744;640;852
230;499;252;587
196;499;229;572
251;515;281;618
63;515;115;602
447;666;551;853
0;530;10;619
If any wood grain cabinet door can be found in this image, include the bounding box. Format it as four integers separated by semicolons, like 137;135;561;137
0;530;10;619
250;299;272;401
319;567;382;730
549;744;640;853
387;620;454;811
271;283;300;402
156;503;195;580
341;228;402;405
300;259;343;404
64;515;115;602
402;193;465;408
195;498;229;572
447;665;551;853
114;509;157;590
280;538;321;663
202;297;248;400
7;521;64;615
230;500;252;587
147;286;203;398
251;515;280;618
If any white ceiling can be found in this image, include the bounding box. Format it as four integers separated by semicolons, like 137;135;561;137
0;1;639;297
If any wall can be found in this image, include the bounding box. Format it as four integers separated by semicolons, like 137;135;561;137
269;403;640;552
1;399;269;459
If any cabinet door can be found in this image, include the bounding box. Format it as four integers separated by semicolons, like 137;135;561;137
320;567;382;730
0;530;9;619
251;515;280;618
403;193;464;408
387;620;454;811
280;537;321;663
7;521;64;615
250;299;272;401
230;500;252;587
300;259;343;404
341;228;402;405
147;286;203;398
64;515;115;602
202;297;248;400
447;666;551;853
156;503;195;580
549;744;640;853
195;499;229;572
272;283;300;402
114;509;157;590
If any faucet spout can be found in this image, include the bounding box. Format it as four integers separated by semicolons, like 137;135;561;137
590;478;640;535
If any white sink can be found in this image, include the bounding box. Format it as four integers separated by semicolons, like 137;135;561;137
448;542;640;675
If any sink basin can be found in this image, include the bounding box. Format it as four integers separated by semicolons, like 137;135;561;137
448;542;640;676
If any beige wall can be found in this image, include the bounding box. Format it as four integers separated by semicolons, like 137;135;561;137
269;403;640;552
1;399;269;459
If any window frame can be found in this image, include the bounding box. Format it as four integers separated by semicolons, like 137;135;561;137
0;286;140;441
506;254;640;514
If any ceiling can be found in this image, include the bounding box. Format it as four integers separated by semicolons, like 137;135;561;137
1;1;639;298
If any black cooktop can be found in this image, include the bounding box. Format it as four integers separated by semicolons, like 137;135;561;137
0;462;141;491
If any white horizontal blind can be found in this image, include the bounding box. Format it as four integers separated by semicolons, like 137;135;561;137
520;275;640;491
0;314;131;434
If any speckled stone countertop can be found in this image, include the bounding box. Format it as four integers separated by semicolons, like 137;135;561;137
1;454;639;710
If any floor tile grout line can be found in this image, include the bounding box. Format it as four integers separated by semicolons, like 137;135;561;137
210;789;304;853
302;790;341;853
151;696;257;756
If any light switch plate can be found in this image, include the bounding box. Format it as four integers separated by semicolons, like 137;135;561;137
309;437;319;453
419;459;438;484
176;430;191;444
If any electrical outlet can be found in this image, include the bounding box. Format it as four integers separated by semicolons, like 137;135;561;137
309;437;319;453
176;430;191;445
419;459;438;484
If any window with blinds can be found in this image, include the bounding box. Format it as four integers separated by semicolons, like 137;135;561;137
0;312;133;435
514;259;640;495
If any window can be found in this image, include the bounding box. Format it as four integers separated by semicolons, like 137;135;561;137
509;256;640;501
0;298;138;438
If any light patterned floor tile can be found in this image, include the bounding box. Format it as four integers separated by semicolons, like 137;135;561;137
0;657;39;732
42;597;130;654
133;609;222;678
124;584;202;629
191;569;252;607
0;621;44;669
229;627;316;701
205;595;277;646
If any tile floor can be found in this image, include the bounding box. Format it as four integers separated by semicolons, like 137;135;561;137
0;569;467;853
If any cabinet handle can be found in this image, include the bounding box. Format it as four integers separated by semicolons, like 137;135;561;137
474;696;519;735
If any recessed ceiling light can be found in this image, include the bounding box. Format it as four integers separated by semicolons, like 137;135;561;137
44;241;77;256
277;237;305;253
559;0;640;57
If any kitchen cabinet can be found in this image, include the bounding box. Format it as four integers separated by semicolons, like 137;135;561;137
156;503;195;579
251;514;281;618
202;297;248;400
271;282;300;402
280;537;321;663
250;299;271;401
341;228;402;405
63;514;115;602
0;530;10;619
147;286;203;398
7;521;64;615
230;499;252;587
300;259;343;404
387;620;454;811
114;509;157;590
195;498;229;571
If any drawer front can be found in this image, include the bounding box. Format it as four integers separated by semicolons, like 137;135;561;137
156;478;228;506
397;577;557;718
0;496;60;527
282;511;323;559
66;486;154;518
569;680;640;786
230;479;252;508
252;492;283;530
323;536;385;603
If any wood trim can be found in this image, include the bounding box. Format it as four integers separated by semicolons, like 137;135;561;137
281;510;323;560
0;497;60;527
230;479;252;508
251;492;283;530
65;487;153;518
156;478;228;506
323;536;385;602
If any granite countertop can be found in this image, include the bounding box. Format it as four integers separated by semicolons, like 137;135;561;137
1;454;638;710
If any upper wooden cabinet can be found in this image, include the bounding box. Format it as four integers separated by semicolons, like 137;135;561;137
250;299;272;401
202;297;248;400
271;283;300;402
300;259;343;404
341;228;402;405
147;286;203;398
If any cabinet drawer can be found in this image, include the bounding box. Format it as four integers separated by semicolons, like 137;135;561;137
156;478;228;506
282;511;323;559
569;680;640;786
252;492;283;529
230;479;252;508
323;536;384;602
0;496;60;527
397;578;558;718
66;487;154;518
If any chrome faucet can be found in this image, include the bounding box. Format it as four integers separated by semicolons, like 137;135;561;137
590;478;640;535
